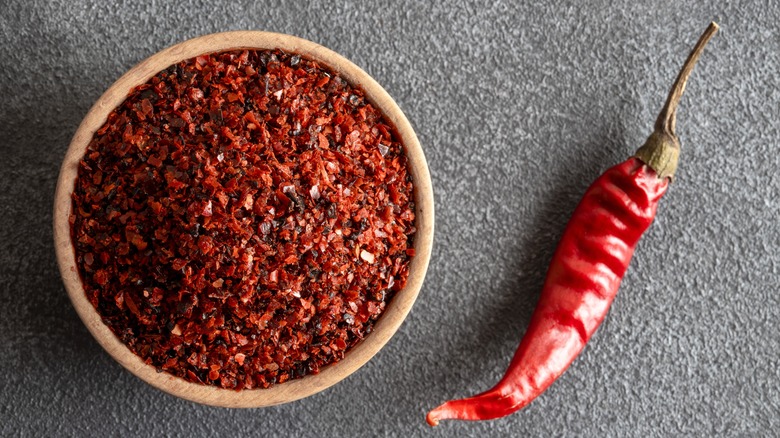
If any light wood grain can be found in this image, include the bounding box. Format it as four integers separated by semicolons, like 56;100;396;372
53;31;434;408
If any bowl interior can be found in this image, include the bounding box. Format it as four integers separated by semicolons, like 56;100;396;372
53;31;434;407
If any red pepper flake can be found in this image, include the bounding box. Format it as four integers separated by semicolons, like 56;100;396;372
198;235;214;254
147;155;163;168
94;269;109;287
140;99;154;116
242;193;253;210
202;200;213;217
70;49;416;390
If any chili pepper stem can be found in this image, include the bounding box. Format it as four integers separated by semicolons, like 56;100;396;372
634;22;719;179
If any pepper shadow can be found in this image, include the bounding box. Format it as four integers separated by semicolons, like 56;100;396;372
422;115;632;408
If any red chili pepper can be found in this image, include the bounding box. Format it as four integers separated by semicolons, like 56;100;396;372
427;23;719;426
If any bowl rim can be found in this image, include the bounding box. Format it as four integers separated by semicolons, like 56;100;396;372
52;30;434;408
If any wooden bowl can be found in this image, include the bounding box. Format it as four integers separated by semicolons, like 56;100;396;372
53;31;434;407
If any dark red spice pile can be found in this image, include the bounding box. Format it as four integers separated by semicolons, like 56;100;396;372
70;49;416;389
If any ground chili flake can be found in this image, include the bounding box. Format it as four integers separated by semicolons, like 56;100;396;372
70;49;416;389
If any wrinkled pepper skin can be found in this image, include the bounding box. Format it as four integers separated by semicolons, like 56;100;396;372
427;158;668;425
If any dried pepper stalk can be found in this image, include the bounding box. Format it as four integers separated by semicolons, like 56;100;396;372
427;23;719;425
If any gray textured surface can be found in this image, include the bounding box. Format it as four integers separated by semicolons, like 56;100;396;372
1;0;778;436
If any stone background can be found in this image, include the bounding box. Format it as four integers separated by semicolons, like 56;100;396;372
1;0;778;436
